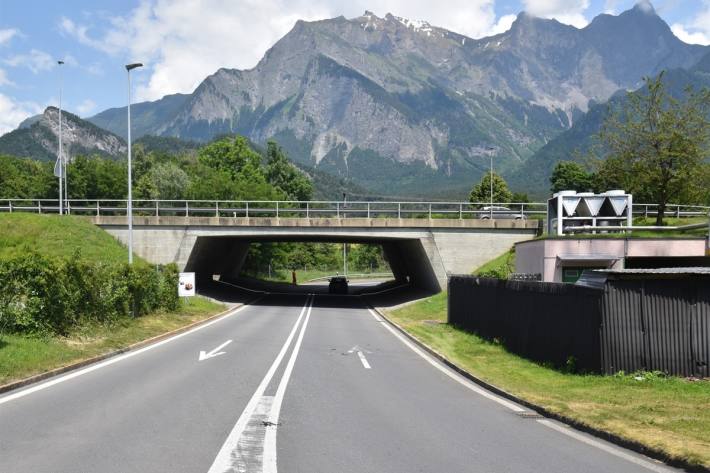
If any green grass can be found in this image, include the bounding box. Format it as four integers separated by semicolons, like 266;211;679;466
0;296;224;386
541;216;708;239
0;213;137;262
472;248;515;278
244;268;393;284
387;293;710;468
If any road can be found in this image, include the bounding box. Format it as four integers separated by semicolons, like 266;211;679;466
0;292;678;472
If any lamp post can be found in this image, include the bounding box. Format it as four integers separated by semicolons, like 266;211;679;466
57;60;64;214
485;146;495;219
125;63;143;264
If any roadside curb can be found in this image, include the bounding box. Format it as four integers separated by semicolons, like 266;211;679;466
368;304;707;473
0;303;245;397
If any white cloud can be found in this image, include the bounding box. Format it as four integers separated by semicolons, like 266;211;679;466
0;93;42;135
488;14;517;36
59;0;511;101
0;68;14;87
75;98;97;116
670;1;710;45
4;49;56;73
522;0;590;28
0;28;20;46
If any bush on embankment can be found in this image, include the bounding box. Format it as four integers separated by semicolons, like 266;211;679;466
0;253;179;336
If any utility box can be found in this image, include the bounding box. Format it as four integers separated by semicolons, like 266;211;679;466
547;190;632;236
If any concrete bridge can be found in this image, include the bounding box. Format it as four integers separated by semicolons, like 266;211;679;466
94;214;540;292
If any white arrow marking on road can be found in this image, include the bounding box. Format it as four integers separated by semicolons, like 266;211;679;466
199;339;232;361
348;345;371;369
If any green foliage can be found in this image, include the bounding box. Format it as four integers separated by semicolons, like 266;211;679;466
549;161;597;193
264;140;313;200
597;72;710;224
136;162;190;200
0;155;56;198
468;172;512;205
198;135;261;180
67;155;127;199
0;253;179;337
473;248;516;279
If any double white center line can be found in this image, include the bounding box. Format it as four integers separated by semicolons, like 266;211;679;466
208;295;314;473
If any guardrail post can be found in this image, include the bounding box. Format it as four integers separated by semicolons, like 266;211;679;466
644;205;648;218
8;201;12;213
185;201;189;217
428;203;432;219
245;202;249;218
367;202;370;219
676;205;680;218
459;203;462;219
67;200;71;215
276;201;279;218
155;201;159;217
398;203;401;219
306;201;310;219
215;202;219;217
37;200;42;214
337;202;340;219
520;203;524;219
96;201;100;217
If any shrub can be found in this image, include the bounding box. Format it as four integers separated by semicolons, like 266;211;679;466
0;254;180;336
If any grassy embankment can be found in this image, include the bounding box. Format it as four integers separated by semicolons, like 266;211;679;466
0;213;225;386
386;295;710;468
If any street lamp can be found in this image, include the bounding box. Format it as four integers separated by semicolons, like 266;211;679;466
57;60;64;214
486;146;496;219
125;62;143;264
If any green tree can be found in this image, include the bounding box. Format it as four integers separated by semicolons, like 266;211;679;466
135;162;190;200
469;172;512;205
67;155;127;199
0;155;56;198
264;140;313;201
197;136;261;180
596;73;710;224
550;161;596;193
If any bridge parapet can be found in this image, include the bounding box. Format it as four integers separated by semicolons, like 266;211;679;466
90;215;541;230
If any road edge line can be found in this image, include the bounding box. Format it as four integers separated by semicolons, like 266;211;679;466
366;303;704;473
0;298;258;397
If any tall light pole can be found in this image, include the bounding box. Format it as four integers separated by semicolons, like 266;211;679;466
57;60;64;214
490;152;493;219
125;63;143;264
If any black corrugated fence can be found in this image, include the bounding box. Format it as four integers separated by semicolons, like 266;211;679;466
448;275;710;377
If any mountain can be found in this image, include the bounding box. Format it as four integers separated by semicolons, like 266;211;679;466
0;107;127;162
511;50;710;196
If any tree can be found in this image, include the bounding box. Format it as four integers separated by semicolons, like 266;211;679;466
135;162;190;200
264;140;313;201
596;72;710;224
550;161;596;193
197;136;261;180
469;172;512;205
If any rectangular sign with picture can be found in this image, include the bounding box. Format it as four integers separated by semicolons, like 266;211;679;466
178;272;196;297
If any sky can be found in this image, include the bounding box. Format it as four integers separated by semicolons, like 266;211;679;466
0;0;708;135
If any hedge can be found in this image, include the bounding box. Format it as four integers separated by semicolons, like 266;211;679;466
0;253;180;336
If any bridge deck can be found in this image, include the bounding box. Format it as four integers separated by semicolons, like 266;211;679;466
91;215;541;229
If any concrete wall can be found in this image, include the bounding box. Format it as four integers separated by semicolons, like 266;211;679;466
515;238;708;282
98;217;538;292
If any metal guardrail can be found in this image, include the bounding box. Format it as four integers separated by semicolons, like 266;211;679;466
0;198;707;220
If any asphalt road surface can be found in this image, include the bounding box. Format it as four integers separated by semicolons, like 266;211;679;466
0;292;680;473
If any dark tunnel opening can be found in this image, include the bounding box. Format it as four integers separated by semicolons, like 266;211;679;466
183;235;442;297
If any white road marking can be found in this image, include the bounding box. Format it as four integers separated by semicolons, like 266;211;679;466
198;339;232;361
368;309;676;473
537;420;674;473
0;303;254;406
208;295;312;473
356;350;371;369
262;296;314;473
367;309;524;412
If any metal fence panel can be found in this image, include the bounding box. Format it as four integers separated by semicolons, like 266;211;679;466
448;277;602;372
600;282;647;374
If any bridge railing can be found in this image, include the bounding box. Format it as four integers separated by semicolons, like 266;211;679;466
0;199;707;220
